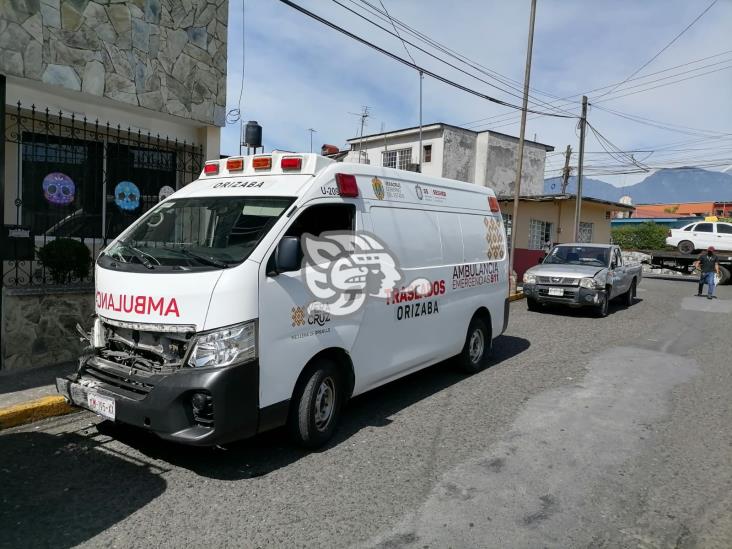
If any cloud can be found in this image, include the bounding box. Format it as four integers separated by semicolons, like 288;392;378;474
222;0;732;187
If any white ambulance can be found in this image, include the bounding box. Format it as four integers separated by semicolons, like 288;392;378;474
57;152;509;448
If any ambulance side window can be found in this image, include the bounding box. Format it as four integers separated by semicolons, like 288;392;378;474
285;204;355;238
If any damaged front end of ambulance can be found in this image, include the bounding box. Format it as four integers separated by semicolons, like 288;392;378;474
56;193;293;445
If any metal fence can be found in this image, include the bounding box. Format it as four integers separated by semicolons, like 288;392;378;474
2;101;204;287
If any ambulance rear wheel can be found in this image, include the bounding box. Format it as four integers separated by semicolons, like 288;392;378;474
289;358;344;449
457;317;491;374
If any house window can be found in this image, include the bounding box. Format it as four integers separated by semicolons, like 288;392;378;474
503;213;512;251
423;144;432;163
528;219;553;250
578;221;594;243
382;148;412;170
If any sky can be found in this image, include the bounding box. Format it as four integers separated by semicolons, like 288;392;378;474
220;0;732;187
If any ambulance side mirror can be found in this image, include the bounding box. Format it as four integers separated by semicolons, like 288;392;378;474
269;236;301;275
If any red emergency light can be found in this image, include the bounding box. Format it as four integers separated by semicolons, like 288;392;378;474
252;156;272;170
488;196;500;213
335;173;359;197
226;157;244;171
281;156;302;171
204;162;219;175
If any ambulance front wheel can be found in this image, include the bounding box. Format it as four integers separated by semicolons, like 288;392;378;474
456;316;492;374
288;358;344;449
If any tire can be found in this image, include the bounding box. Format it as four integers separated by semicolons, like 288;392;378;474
288;358;344;449
456;317;492;374
678;240;695;254
624;279;636;307
595;290;610;317
527;297;541;312
719;265;731;285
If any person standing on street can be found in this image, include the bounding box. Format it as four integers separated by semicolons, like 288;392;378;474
694;246;721;299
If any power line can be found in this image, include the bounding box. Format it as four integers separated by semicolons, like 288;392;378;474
276;0;575;118
593;0;719;100
328;0;575;116
462;49;732;129
377;0;415;64
592;104;732;138
349;0;577;117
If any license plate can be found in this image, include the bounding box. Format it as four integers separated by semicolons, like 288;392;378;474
548;287;564;296
87;392;115;420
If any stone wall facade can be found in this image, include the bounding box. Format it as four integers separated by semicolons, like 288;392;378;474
0;0;227;126
1;287;94;371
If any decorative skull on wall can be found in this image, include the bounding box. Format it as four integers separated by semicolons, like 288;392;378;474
158;185;175;202
114;181;141;211
42;172;75;206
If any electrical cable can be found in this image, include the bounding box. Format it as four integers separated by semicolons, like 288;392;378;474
277;0;575;118
593;0;719;100
462;49;732;129
350;0;577;116
329;0;574;115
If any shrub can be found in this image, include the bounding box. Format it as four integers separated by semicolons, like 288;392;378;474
611;222;669;251
37;238;91;284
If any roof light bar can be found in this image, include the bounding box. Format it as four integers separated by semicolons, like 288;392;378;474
226;157;244;171
281;156;302;170
252;156;272;170
335;173;359;197
204;162;219;175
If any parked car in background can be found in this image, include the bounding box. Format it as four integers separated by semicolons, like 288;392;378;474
666;221;732;254
522;243;642;317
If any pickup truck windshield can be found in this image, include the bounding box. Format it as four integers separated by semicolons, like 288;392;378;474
544;245;609;267
100;196;294;270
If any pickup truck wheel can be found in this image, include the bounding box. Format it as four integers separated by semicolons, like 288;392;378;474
677;240;695;254
526;297;541;311
719;266;730;285
288;358;344;449
456;317;491;374
624;279;636;307
595;291;610;317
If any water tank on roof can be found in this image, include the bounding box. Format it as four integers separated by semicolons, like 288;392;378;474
244;121;262;149
619;195;633;205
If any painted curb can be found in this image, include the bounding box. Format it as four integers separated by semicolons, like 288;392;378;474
0;395;78;430
509;292;525;302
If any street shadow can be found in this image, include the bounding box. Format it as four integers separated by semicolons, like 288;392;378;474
527;297;645;318
0;362;76;396
95;335;530;481
0;429;166;549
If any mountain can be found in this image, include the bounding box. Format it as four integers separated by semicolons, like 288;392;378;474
544;168;732;204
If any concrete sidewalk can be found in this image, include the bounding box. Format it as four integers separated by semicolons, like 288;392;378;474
0;362;79;429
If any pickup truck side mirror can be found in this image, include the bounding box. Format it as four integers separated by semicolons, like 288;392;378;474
268;236;301;275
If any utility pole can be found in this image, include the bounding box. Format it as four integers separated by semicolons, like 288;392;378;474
560;144;572;194
307;128;316;153
508;0;537;288
573;96;588;241
418;71;423;171
356;106;370;164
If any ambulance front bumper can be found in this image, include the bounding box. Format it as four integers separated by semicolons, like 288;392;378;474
56;356;260;446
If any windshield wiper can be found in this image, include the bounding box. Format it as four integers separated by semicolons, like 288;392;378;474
164;246;229;269
115;241;155;269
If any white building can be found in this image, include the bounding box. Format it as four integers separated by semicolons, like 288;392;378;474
345;123;554;196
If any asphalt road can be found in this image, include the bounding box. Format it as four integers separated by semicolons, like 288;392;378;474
2;278;731;548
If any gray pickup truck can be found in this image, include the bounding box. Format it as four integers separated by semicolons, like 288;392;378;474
522;243;642;317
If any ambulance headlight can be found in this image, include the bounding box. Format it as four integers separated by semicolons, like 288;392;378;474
187;320;257;368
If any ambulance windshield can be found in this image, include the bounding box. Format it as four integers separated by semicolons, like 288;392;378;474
99;196;294;270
